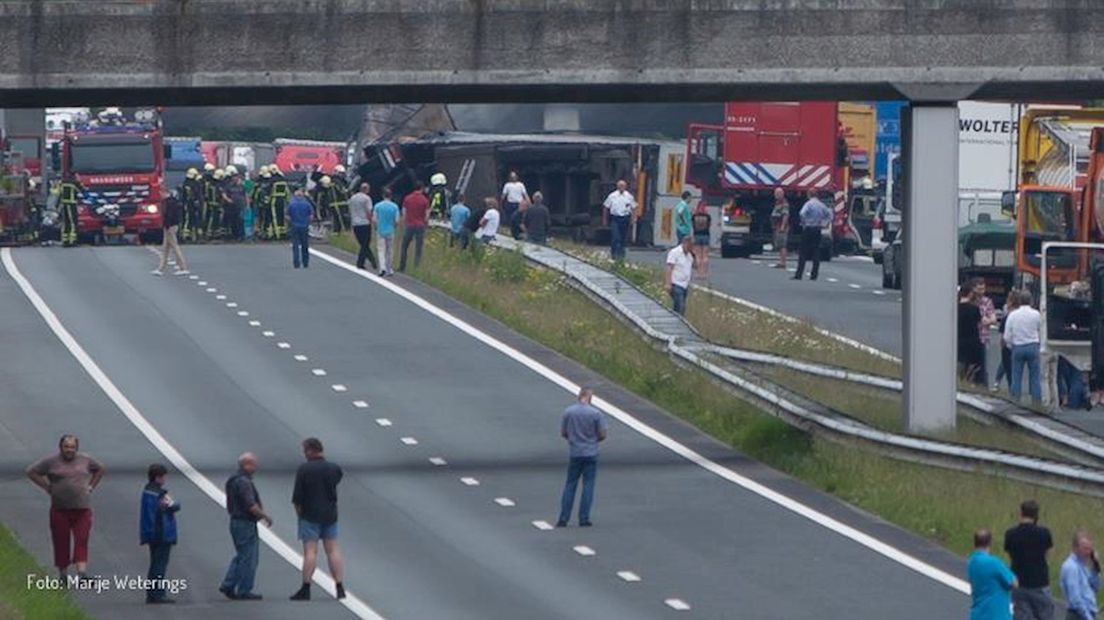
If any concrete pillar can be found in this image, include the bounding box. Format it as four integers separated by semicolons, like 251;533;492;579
902;104;959;434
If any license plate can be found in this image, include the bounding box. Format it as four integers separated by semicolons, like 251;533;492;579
104;226;125;235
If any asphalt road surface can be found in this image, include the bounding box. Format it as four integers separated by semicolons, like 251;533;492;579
0;244;969;619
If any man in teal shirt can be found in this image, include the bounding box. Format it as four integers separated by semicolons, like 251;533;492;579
968;529;1017;620
674;191;692;244
372;187;400;276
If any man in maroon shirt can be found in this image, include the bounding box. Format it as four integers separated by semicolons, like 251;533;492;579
399;182;430;272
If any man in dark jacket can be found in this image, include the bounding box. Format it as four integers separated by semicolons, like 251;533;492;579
152;193;189;276
290;437;345;601
140;463;181;604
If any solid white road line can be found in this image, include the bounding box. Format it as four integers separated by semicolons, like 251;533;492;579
310;248;967;595
531;520;554;531
375;418;392;427
573;545;596;557
400;437;419;446
617;571;641;583
494;497;516;507
332;384;348;392
1;248;386;620
665;598;691;611
352;400;369;409
460;477;480;486
428;457;447;466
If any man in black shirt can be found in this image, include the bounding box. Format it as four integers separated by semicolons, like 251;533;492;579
1004;499;1055;620
290;437;345;601
219;452;271;601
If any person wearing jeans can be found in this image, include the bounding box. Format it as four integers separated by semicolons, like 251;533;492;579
399;182;429;272
287;189;313;269
373;188;400;276
220;453;272;601
348;183;378;271
556;387;608;527
1004;290;1043;404
603;180;636;261
665;234;695;316
139;464;181;604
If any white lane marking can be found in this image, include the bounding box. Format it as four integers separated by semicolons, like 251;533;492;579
665;598;691;611
428;457;447;466
205;287;217;292
460;477;480;486
188;275;198;280
312;368;327;376
873;290;886;296
294;355;309;362
309;248;965;595
226;302;238;308
532;520;554;531
237;311;249;317
848;283;861;289
827;277;839;283
494;497;516;507
617;571;642;583
262;330;275;337
216;294;227;300
197;280;207;286
400;436;418;446
248;320;261;327
750;260;761;265
1;248;386;620
277;342;291;349
332;384;348;392
573;545;596;557
352;400;369;409
375;418;392;427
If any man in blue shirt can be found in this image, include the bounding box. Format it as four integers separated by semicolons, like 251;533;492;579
556;387;608;528
449;194;472;250
967;528;1017;620
286;189;314;269
1061;531;1101;620
792;188;833;281
372;187;400;276
139;463;181;604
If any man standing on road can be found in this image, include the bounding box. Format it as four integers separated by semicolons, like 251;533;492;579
522;191;551;245
349;182;378;272
1004;500;1055;620
770;188;791;269
1005;290;1043;405
373;188;400;276
968;528;1017;620
1060;531;1101;620
449;193;472;249
556;387;608;528
220;452;272;601
792;188;832;281
140;463;181;605
399;182;430;272
287;189;314;269
26;435;105;582
665;234;695;316
289;438;346;601
604;179;637;261
152;192;190;276
674;191;693;245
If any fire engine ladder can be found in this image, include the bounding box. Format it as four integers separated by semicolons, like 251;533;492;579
1035;117;1094;189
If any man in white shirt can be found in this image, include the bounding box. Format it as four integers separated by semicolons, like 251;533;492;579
500;172;529;240
1004;290;1042;404
476;197;501;242
665;235;695;315
603;179;637;261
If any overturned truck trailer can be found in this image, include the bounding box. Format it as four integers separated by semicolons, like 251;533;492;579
360;131;693;246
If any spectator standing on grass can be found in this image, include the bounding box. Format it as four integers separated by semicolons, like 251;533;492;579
287;189;314;269
968;528;1017;620
556;387;607;528
792;188;832;281
220;452;272;601
691;201;711;278
373;188;400;277
993;291;1021;392
1003;500;1054;620
665;234;695;316
501;171;529;240
523;191;551;245
290;438;346;601
26;434;105;582
449;194;472;250
140;463;181;605
399;182;429;272
674;191;693;244
1060;531;1100;620
152;192;190;276
603;179;637;261
476;197;501;244
349;183;378;272
770;188;790;268
1005;290;1043;405
959;283;986;385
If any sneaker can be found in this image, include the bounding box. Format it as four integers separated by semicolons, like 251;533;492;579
378;270;386;277
555;520;567;528
579;521;593;527
174;269;190;276
990;383;1000;392
150;269;163;276
289;585;310;601
218;586;237;600
236;592;263;601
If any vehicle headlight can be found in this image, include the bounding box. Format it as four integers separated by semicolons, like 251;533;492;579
145;204;159;214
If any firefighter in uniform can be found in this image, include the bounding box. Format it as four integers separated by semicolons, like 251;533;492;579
332;164;349;194
199;163;217;241
428;172;451;221
58;174;84;247
312;175;348;233
181;167;203;242
205;168;227;240
268;165;290;239
252;166;272;240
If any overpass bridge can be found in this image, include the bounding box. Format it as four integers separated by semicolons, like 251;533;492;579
3;0;1104;432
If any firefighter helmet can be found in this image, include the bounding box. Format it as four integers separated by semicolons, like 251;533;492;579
213;169;226;180
334;165;346;174
186;168;199;180
260;169;272;179
258;165;270;176
430;172;447;186
225;164;239;177
269;165;282;176
320;175;332;188
204;163;216;173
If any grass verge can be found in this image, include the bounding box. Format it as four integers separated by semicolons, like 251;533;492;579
0;523;88;620
333;229;1098;588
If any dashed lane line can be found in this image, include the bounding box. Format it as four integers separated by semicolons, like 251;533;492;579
573;546;596;557
493;497;516;507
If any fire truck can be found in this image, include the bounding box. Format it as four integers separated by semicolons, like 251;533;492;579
56;108;168;244
685;102;854;259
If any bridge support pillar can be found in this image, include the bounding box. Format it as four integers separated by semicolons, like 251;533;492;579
902;103;960;434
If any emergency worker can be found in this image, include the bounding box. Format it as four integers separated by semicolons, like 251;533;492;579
428;172;451;221
268;165;290;239
205;168;227;240
312;176;347;233
181;168;203;242
58;174;84;247
252;166;272;240
200;163;217;242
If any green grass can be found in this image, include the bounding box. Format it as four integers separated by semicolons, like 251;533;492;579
332;229;1100;590
0;524;88;620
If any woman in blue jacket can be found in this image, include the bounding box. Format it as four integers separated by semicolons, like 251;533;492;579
140;463;181;604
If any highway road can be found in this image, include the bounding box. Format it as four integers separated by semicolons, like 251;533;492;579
0;244;969;619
